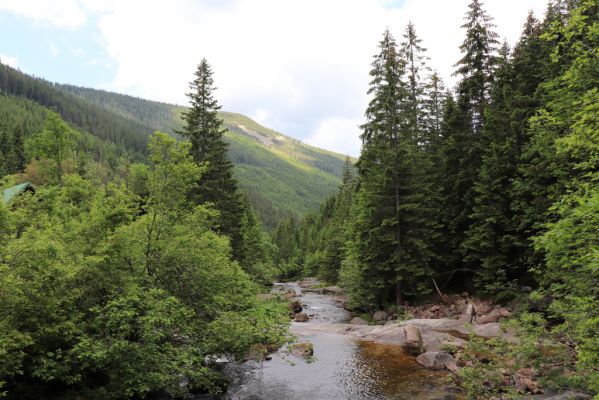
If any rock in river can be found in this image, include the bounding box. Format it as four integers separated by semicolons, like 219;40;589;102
289;342;314;358
416;351;456;370
404;325;423;354
294;312;309;322
351;316;369;325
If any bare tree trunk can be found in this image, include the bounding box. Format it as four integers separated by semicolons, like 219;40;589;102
395;280;404;306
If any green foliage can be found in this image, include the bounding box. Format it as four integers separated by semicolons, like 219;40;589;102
26;111;80;184
533;189;599;393
0;132;289;398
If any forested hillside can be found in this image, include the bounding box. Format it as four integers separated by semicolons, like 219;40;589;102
0;0;596;398
274;0;598;396
0;64;347;228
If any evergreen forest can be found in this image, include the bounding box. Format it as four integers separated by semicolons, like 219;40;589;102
0;0;597;398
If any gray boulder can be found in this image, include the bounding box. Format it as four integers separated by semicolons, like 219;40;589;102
350;317;369;325
416;351;456;370
373;311;388;323
404;325;423;354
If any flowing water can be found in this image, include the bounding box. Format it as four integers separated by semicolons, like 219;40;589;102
224;283;461;400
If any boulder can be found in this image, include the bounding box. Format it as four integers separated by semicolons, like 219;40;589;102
416;351;456;370
290;342;314;358
351;317;369;325
458;303;476;324
245;344;268;360
294;312;309;322
515;376;540;394
289;300;303;314
373;311;388;323
404;325;423;354
478;308;501;324
323;286;342;294
500;307;511;318
445;361;460;374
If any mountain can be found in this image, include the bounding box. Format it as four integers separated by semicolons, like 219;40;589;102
0;62;348;228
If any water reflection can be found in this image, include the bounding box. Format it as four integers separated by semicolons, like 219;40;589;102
225;286;461;400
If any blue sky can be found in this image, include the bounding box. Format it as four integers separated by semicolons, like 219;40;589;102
0;13;113;87
0;0;547;156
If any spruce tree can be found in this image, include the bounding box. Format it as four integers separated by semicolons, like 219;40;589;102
344;30;433;307
319;157;356;283
8;124;26;172
421;72;446;151
438;0;498;289
454;0;499;133
179;59;246;262
0;128;8;176
399;22;430;139
463;43;520;291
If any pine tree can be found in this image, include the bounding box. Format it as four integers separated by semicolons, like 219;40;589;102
179;59;246;262
7;124;26;172
319;157;356;283
343;30;433;308
399;22;430;139
0;128;8;176
437;0;498;289
421;72;446;151
454;0;499;134
463;43;520;291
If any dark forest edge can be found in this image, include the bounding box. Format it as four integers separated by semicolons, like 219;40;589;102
1;0;597;398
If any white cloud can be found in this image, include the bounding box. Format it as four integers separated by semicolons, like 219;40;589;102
0;0;87;28
0;53;18;68
307;117;363;157
90;0;547;156
0;0;549;156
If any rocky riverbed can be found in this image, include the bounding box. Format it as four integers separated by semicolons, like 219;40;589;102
224;281;464;400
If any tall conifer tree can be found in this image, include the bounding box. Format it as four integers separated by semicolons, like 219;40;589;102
438;0;498;288
343;30;432;307
179;59;246;261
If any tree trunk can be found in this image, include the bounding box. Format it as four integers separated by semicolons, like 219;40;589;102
395;280;404;306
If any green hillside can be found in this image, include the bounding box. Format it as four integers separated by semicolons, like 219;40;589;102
0;63;348;228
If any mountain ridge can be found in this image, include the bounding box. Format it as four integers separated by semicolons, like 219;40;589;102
0;62;348;228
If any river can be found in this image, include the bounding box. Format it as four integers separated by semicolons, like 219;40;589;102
224;283;462;400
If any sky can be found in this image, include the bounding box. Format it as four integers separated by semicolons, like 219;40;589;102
0;0;548;157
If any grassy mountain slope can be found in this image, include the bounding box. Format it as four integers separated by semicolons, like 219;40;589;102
57;84;348;228
1;63;347;228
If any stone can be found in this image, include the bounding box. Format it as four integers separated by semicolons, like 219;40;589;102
515;376;539;393
404;325;423;354
499;307;511;318
416;352;456;370
478;308;501;324
466;303;476;318
294;312;309;322
445;361;460;374
290;342;313;358
350;317;369;325
459;303;476;324
245;344;268;360
373;311;388;322
289;300;302;313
